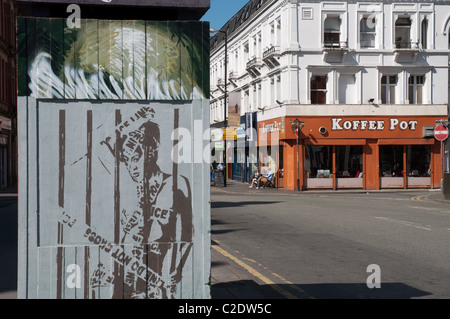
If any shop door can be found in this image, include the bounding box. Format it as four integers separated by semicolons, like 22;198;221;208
379;145;404;188
406;145;431;187
335;145;363;188
305;145;333;188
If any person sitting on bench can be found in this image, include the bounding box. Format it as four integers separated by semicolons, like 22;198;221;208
249;168;260;188
256;168;274;189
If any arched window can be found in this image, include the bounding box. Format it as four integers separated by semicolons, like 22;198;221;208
324;16;341;47
395;17;411;48
421;18;428;49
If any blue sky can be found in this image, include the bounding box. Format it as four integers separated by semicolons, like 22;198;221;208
201;0;249;31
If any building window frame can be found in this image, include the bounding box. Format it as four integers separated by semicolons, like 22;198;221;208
380;75;398;105
323;15;341;48
408;75;425;105
360;16;376;49
421;17;428;49
310;75;328;104
395;17;412;49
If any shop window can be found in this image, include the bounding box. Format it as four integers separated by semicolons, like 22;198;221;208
336;146;363;178
310;75;327;104
406;145;431;187
395;17;411;49
360;17;376;48
305;145;332;187
406;145;431;177
408;75;424;105
379;145;404;188
381;75;397;104
379;145;403;177
324;16;341;47
336;146;363;188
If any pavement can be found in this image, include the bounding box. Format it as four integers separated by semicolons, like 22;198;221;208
0;187;18;299
1;183;448;299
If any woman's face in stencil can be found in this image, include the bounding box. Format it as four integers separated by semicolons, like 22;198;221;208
123;126;160;183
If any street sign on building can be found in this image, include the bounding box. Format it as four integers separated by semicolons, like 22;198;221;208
223;128;237;140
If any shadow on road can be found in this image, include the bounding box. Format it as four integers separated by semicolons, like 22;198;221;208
211;280;286;299
211;280;432;299
212;201;282;209
211;220;248;236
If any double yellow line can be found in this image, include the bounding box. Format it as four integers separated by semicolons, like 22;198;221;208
411;194;428;201
212;240;313;299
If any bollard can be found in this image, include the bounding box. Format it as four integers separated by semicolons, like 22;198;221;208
443;172;450;200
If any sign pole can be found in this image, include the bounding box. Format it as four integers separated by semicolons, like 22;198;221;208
296;133;300;192
434;122;448;190
441;140;444;190
290;119;304;192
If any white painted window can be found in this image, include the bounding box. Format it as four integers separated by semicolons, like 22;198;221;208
257;32;262;57
253;83;261;109
360;17;376;48
270;77;275;106
243;41;249;65
324;16;341;47
269;75;281;106
311;75;327;104
408;75;424;105
276;18;281;46
270;21;275;45
276;75;281;103
381;75;397;104
257;83;262;108
421;18;428;49
395;17;411;49
244;89;249;112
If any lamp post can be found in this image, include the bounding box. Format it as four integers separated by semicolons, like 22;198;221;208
210;28;228;186
290;119;305;191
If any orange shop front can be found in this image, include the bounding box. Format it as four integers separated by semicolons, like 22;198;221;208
257;116;444;191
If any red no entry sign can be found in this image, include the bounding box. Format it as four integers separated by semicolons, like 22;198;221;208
434;124;449;141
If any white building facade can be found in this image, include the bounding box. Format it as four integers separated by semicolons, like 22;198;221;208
210;0;450;191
